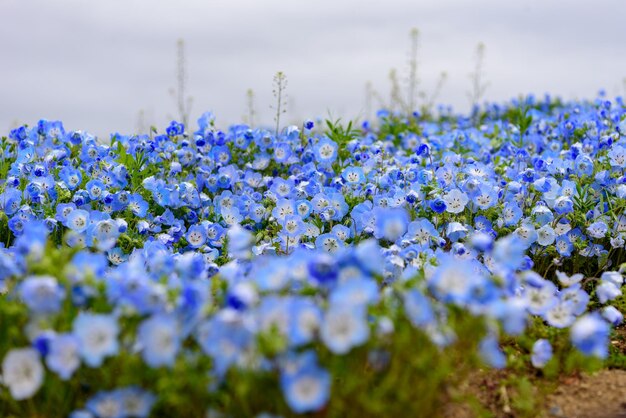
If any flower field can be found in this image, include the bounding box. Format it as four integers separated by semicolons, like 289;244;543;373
1;95;626;417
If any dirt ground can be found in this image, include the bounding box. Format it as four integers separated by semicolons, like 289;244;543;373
541;327;626;418
445;326;626;418
541;370;626;418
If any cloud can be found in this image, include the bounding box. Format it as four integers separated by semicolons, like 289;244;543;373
1;0;625;136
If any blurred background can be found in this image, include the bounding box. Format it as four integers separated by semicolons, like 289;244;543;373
1;0;626;137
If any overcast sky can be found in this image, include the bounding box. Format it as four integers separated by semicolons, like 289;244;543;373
2;0;626;137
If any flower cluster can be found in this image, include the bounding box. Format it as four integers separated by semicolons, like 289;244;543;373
0;95;625;416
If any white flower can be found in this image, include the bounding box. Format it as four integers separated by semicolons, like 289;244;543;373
536;225;556;246
2;348;44;400
556;270;583;287
443;189;469;214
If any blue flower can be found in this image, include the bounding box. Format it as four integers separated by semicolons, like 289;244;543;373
596;281;621;303
2;348;44;400
428;256;484;305
315;233;344;253
46;334;80;380
185;224;207;249
85;179;106;201
442;189;469;214
288;298;322;346
531;339;552;368
138;315;180;368
403;289;435;327
86;390;124;418
117;386;156;418
570;313;610;359
281;365;330;414
601;306;623;325
320;304;369;354
373;207;408;242
586;221;608;239
73;313;119;367
479;334;506;369
341;166;365;184
536;224;556;246
19;275;65;314
501;202;523;226
313;137;338;164
65;209;90;233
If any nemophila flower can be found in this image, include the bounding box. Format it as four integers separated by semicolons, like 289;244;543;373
556;270;584;287
601;306;623;325
117;386;156;418
73;313;119;367
225;282;258;311
555;236;573;257
544;301;576;328
58;165;83;190
196;313;253;376
87;219;120;250
68;410;93;418
288;298;322;346
282;214;305;238
596;281;622;303
574;154;594;176
65;209;90;233
138;315;180;368
206;223;225;246
86;390;124;418
330;277;379;307
320;304;369;354
570;313;610;359
586;221;608;239
46;334;80;380
228;223;253;259
270;178;295;199
473;185;498;210
608;144;626;167
342;166;365;184
2;348;44;400
221;206;243;226
428;256;483;305
281;365;330;414
86;179;106;200
501;202;523;226
273;142;292;163
56;202;77;223
313;137;338;164
18;275;65;314
523;280;558;315
469;231;494;252
0;187;23;216
127;193;149;217
429;197;447;213
273;198;296;221
514;223;538;247
479;334;506;369
600;271;623;286
403;288;435;327
536;224;556;246
531;205;554;226
329;225;350;242
446;222;468;242
186;224;206;248
553;196;574;214
531;339;553;368
405;218;438;245
443;189;469;214
373;207;409;242
315;233;344;253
